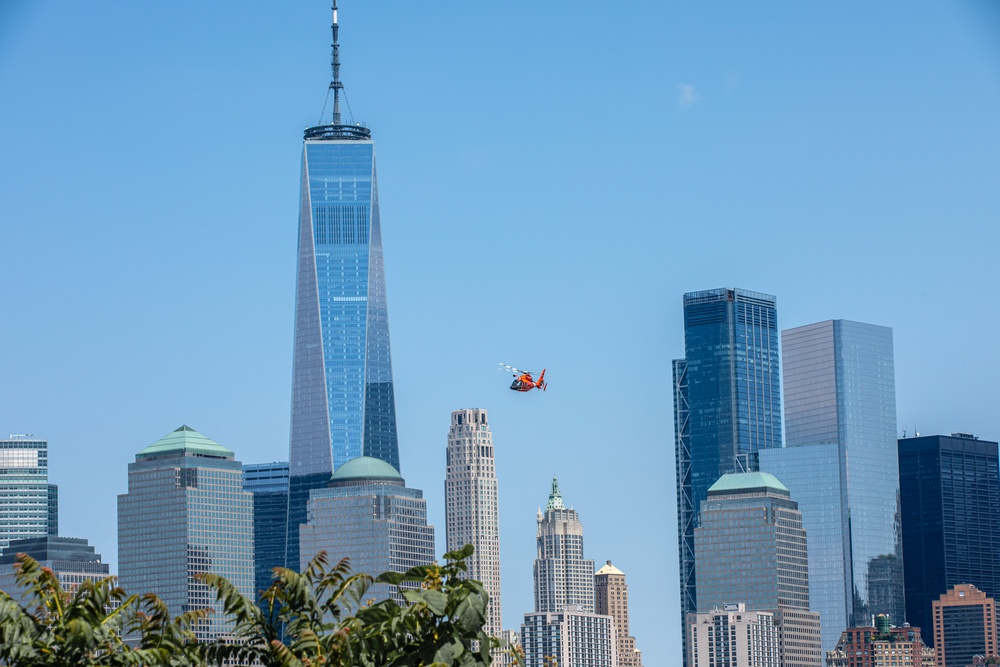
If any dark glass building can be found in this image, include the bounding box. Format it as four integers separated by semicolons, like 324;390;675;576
286;2;400;573
898;433;1000;645
759;320;903;655
674;288;782;646
243;462;289;597
47;484;58;536
0;535;109;603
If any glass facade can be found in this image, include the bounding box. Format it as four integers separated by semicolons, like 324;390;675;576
533;477;595;614
674;288;782;636
760;319;902;656
243;462;289;598
117;426;255;641
898;435;1000;646
47;484;58;536
0;536;109;604
287;134;399;572
299;458;435;605
0;437;52;551
521;609;618;667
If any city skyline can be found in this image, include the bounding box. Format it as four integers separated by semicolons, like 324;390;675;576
3;3;1000;665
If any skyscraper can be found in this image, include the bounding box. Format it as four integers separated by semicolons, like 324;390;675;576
521;607;618;667
445;408;502;637
759;320;903;655
898;433;1000;643
243;461;289;598
0;536;109;604
686;604;781;667
674;288;782;636
0;436;53;551
533;476;595;613
595;561;644;667
932;584;997;667
286;1;400;572
47;484;58;536
299;456;435;604
118;425;255;641
694;472;821;667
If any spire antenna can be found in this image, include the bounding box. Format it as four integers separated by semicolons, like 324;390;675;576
330;0;343;126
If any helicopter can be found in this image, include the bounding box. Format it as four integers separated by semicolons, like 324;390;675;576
498;363;547;392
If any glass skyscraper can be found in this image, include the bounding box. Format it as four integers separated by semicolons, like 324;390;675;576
674;288;782;642
243;461;289;598
898;433;1000;646
759;320;903;655
286;4;400;573
118;425;255;641
0;436;53;551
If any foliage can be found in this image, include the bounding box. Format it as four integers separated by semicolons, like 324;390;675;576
0;545;520;667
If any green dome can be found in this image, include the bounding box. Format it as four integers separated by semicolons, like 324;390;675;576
707;472;789;495
136;425;234;460
330;456;402;482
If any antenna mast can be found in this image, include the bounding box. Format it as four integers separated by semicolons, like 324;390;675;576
330;0;343;126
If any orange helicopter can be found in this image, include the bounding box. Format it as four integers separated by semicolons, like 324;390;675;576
499;363;548;392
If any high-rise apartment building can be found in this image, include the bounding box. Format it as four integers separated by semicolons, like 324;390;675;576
674;288;782;639
686;604;781;667
932;584;997;667
0;536;109;604
243;461;289;598
0;436;53;551
825;617;930;667
595;561;643;667
898;433;1000;643
445;408;502;636
299;456;434;604
759;320;903;655
118;425;254;640
521;607;618;667
694;472;821;667
286;1;400;572
533;476;595;613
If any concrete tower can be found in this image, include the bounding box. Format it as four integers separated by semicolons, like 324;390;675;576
533;476;594;613
596;561;644;667
445;408;502;636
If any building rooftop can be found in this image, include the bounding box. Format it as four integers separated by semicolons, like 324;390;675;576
329;456;402;483
595;560;625;576
707;471;789;496
136;425;234;460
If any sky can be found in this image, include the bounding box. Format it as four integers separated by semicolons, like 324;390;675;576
2;2;1000;664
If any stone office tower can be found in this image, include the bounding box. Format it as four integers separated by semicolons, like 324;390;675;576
286;2;400;571
445;408;502;637
533;476;595;613
595;561;644;667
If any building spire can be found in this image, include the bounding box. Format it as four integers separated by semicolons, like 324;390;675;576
330;0;343;126
546;475;565;510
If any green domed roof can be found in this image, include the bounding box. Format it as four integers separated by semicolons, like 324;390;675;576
708;472;789;496
136;425;234;460
330;456;402;482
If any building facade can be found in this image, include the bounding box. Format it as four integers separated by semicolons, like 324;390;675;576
521;607;618;667
825;618;930;667
445;408;502;636
243;461;289;598
0;536;109;604
595;561;643;667
286;2;400;573
674;288;782;642
299;456;434;604
117;425;255;640
898;433;1000;643
694;472;821;667
759;320;903;656
0;436;53;551
931;584;997;667
686;604;781;667
534;477;595;613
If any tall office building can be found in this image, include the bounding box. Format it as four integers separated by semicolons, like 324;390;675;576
534;476;595;613
286;1;400;572
0;536;109;604
299;456;435;604
118;425;254;640
695;472;821;667
445;408;502;636
898;433;1000;644
674;288;782;639
595;561;644;667
759;320;903;655
686;604;781;667
521;607;618;667
47;484;58;536
243;461;289;598
931;584;997;667
0;436;53;551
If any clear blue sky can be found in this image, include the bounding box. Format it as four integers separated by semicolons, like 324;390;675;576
2;2;999;663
